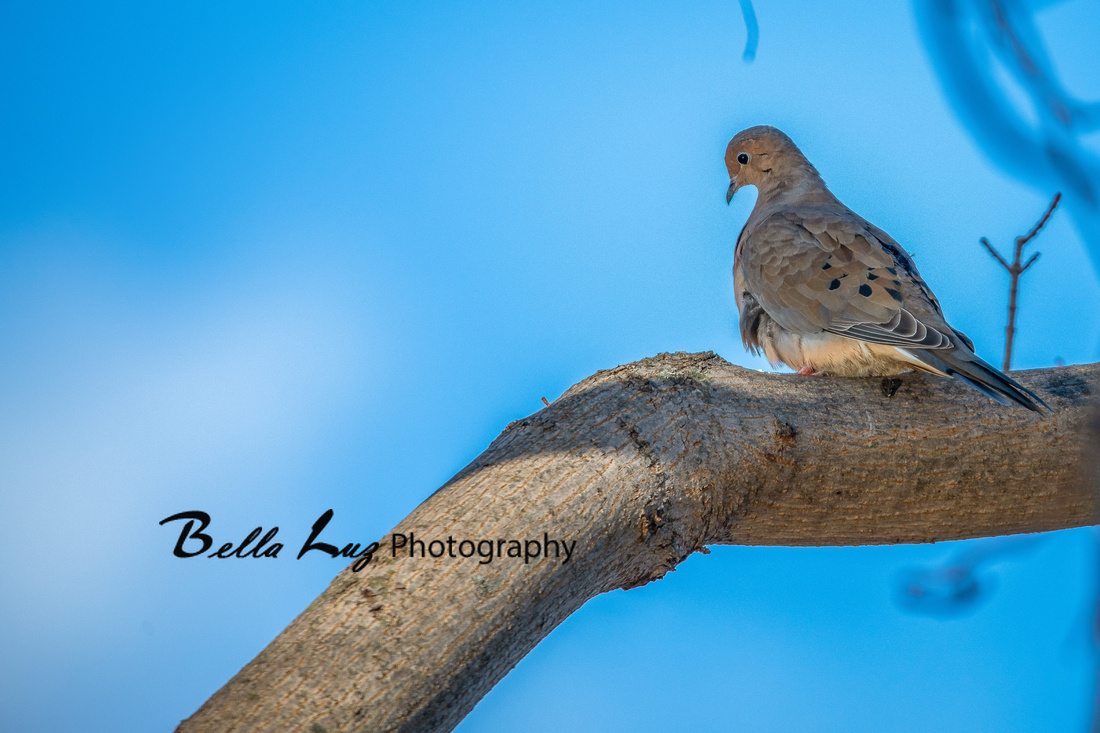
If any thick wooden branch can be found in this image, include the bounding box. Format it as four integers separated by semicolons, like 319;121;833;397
177;353;1099;733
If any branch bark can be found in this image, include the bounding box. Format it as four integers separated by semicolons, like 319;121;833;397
176;352;1100;733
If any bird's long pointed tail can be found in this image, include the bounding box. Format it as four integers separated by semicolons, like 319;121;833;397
911;349;1051;413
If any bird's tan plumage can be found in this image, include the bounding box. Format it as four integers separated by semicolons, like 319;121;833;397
725;125;1048;411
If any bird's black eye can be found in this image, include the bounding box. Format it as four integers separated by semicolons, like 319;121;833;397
737;152;750;165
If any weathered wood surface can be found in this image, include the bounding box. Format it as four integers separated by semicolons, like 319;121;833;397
177;352;1099;733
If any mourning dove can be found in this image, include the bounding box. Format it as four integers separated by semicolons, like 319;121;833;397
725;125;1048;412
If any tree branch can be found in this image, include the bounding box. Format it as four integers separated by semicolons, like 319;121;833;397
176;352;1100;733
1019;192;1061;246
980;236;1010;270
979;193;1060;370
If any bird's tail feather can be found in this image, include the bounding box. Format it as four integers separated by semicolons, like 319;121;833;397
911;349;1050;413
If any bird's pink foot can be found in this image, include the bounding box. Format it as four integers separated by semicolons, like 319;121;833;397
795;365;820;376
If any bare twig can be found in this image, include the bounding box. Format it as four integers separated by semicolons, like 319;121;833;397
980;237;1010;270
979;192;1061;371
1021;192;1061;245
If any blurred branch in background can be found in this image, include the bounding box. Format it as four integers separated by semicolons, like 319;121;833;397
980;192;1061;370
895;535;1043;618
739;0;758;62
915;0;1100;275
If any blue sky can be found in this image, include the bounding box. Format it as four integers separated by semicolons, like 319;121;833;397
1;1;1098;731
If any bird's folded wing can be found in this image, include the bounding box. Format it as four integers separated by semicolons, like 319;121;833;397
741;209;955;349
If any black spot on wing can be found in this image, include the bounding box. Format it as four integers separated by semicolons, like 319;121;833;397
828;279;840;290
877;240;941;311
858;283;872;297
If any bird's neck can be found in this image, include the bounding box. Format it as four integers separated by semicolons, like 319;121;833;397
754;161;837;213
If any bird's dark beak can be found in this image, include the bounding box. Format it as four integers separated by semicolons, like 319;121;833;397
726;178;738;205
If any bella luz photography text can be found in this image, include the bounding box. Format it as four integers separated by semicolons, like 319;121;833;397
159;509;577;572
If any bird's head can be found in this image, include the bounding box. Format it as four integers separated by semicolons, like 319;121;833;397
725;125;820;204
